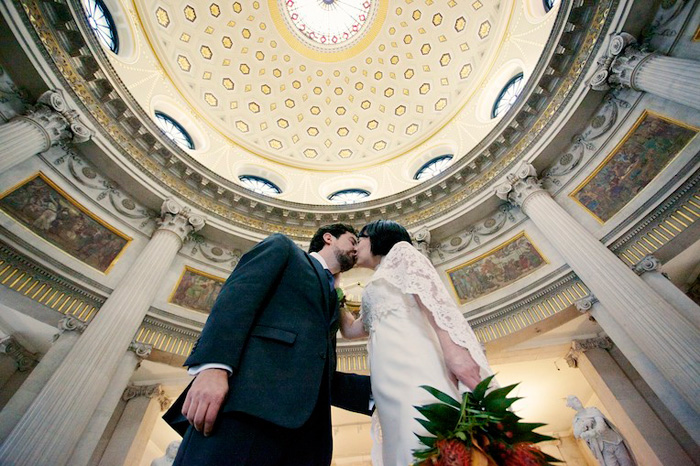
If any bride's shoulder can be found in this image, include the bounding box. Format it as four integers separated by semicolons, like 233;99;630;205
384;241;423;263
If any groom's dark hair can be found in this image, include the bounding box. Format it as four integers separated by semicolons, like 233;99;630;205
308;223;357;253
359;220;411;256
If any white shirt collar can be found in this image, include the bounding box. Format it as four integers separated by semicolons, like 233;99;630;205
309;251;329;270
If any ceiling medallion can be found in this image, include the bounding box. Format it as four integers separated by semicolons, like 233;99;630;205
271;0;386;61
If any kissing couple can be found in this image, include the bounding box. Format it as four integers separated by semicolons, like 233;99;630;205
164;220;492;466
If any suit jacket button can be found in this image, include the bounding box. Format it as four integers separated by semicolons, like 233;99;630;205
319;352;326;360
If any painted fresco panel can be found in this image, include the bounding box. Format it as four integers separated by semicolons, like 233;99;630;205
0;173;129;272
170;267;225;313
572;112;697;222
447;233;546;303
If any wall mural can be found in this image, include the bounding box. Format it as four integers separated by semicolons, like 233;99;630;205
170;267;225;313
447;233;547;303
571;111;698;223
0;173;130;273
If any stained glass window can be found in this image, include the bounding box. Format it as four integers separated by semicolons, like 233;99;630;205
492;73;525;119
154;112;195;150
239;175;282;196
283;0;373;47
83;0;119;53
328;189;370;204
414;155;453;181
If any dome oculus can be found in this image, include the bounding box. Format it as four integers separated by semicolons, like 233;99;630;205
281;0;376;49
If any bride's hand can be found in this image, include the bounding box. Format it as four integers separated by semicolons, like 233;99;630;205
444;346;481;391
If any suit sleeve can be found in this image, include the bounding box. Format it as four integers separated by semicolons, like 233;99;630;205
184;233;291;371
331;371;373;416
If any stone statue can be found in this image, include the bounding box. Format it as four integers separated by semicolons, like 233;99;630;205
566;396;636;466
150;440;180;466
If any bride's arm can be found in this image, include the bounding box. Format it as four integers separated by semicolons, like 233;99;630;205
339;308;369;339
416;295;481;391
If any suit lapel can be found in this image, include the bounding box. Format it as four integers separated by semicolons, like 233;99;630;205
305;253;331;320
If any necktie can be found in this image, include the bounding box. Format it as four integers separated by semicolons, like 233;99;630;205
324;268;335;293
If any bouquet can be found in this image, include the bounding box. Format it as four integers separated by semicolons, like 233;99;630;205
413;375;560;466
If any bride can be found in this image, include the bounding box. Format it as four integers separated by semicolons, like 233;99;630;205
340;220;493;466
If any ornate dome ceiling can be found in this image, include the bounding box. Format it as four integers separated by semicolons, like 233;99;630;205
97;0;558;203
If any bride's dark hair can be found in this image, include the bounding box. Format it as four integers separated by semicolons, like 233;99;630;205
359;220;411;256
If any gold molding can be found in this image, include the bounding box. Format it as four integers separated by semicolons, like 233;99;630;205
0;172;132;275
569;110;699;224
446;231;548;304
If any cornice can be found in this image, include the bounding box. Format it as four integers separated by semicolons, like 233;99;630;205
7;0;617;240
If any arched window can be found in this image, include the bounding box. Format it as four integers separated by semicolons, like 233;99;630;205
414;155;453;181
543;0;558;12
239;175;282;195
492;73;525;119
83;0;119;53
154;112;195;150
328;189;370;204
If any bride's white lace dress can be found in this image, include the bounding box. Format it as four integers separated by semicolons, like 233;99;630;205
361;242;492;466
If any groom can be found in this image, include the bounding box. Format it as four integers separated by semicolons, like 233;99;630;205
164;224;372;466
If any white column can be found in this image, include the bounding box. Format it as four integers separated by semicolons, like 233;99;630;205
632;256;700;329
566;336;693;464
590;33;700;110
97;383;171;466
0;335;38;410
0;90;92;172
496;162;700;415
0;199;205;466
574;297;700;445
0;317;86;443
67;342;151;466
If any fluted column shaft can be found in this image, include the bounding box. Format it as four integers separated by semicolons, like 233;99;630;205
496;163;700;415
0;90;92;172
0;317;86;443
0;200;204;466
67;343;151;466
590;32;700;110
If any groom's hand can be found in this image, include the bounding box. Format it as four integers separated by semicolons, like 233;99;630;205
182;368;229;436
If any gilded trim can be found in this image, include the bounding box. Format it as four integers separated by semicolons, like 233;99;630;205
0;172;132;275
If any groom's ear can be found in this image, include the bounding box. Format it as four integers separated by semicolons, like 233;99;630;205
322;232;334;246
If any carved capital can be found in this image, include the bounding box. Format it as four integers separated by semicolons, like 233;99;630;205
565;336;613;368
574;295;598;313
590;33;652;91
122;383;172;410
157;199;206;243
128;341;153;360
495;162;546;209
0;336;39;372
53;316;88;342
411;226;431;259
20;90;93;146
633;255;661;275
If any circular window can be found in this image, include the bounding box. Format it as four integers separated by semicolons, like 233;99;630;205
239;175;282;196
328;189;370;204
492;73;525;119
281;0;377;49
414;155;453;181
83;0;119;53
154;112;195;150
543;0;558;12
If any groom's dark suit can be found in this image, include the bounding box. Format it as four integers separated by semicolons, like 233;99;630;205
164;233;371;465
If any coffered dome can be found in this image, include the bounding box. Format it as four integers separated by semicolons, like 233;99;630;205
103;0;558;203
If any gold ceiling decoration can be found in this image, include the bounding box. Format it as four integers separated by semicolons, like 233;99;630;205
135;0;503;170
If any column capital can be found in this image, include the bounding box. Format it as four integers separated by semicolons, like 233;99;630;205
19;90;93;147
590;32;652;91
565;336;613;368
632;255;661;275
411;226;431;259
122;383;172;410
495;162;547;210
55;316;87;337
128;341;153;361
0;336;39;372
157;199;206;243
575;295;598;313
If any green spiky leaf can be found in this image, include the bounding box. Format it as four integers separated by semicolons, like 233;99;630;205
419;385;460;408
